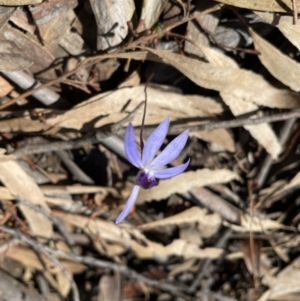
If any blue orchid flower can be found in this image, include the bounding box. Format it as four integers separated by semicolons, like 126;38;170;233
116;117;190;224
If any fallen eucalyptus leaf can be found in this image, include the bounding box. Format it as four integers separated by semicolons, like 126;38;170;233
256;12;300;51
139;207;221;238
0;160;53;238
251;29;300;92
137;169;239;203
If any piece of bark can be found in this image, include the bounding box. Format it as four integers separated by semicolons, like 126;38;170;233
89;0;135;50
0;269;47;301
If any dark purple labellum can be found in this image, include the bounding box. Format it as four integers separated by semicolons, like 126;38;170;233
136;170;158;189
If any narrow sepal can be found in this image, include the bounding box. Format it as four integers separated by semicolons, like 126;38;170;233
153;159;190;179
124;123;142;168
141;117;170;167
116;185;140;224
150;130;189;168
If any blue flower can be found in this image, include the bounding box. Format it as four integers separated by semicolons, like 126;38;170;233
116;117;190;224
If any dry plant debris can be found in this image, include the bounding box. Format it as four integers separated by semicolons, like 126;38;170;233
0;0;300;300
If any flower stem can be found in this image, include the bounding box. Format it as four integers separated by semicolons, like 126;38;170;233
140;74;153;155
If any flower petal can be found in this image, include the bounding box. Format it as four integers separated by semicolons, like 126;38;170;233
124;123;142;168
116;185;140;224
150;130;189;168
153;159;190;179
141;117;170;166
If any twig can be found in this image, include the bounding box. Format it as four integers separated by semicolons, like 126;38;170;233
256;117;297;188
110;101;145;133
2;71;70;108
55;150;95;184
182;109;300;132
0;226;239;301
12;109;300;158
188;228;232;293
35;272;52;301
140;74;153;155
292;0;298;24
0;225;80;301
13;136;100;157
12;101;144;158
0;225;188;294
15;197;77;254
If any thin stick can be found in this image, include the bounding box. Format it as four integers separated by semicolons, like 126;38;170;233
292;0;298;25
188;228;232;293
247;180;258;287
139;85;148;153
0;225;188;294
140;74;154;154
15;197;77;254
256;117;297;188
12;108;300;158
0;226;80;301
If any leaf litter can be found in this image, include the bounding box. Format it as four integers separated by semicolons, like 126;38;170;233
0;0;300;300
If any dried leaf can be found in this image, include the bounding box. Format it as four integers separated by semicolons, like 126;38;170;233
147;49;300;109
165;239;223;260
53;211;223;261
10;9;36;35
29;0;78;24
5;244;85;273
192;129;235;152
257;256;300;301
0;76;13;96
256;12;300;51
189;187;241;224
59;29;85;55
0;53;32;72
251;29;300;92
267;172;300;204
0;269;47;301
46;85;234;150
240;239;261;277
89;0;135;50
169;258;198;276
33;9;77;54
140;0;168;30
47;86;222;129
0;24;54;74
139;207;221;238
5;244;85;297
98;273;122;301
126;52;284;158
220;92;282;159
137;169;239;203
41;185;119;197
118;70;141;88
0;116;49;133
185;12;220;58
224;214;292;232
0;6;15;30
215;0;300;12
0;186;75;208
185;39;239;69
179;226;203;245
0;160;53;238
56;272;71;297
0;186;14;199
